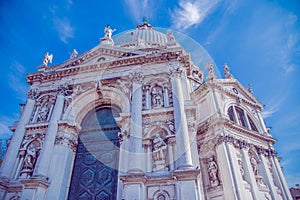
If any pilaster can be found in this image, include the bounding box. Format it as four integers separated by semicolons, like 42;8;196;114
0;89;38;180
33;85;70;178
127;71;144;173
45;121;79;200
169;66;193;170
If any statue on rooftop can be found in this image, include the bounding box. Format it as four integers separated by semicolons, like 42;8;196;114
104;25;116;38
70;49;78;59
42;52;53;67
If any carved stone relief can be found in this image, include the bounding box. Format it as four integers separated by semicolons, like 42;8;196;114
206;156;220;187
19;140;41;178
151;85;163;108
152;134;167;171
31;94;56;123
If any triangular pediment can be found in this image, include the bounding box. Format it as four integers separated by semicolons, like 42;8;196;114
214;79;263;108
47;45;141;71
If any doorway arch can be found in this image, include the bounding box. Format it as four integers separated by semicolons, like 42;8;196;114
68;105;121;200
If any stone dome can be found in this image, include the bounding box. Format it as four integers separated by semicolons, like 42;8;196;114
113;21;171;48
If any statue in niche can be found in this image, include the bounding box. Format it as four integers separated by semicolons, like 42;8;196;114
20;142;39;177
238;159;245;180
152;134;167;170
249;153;259;176
104;24;116;38
207;157;220;187
37;104;50;122
151;86;163;108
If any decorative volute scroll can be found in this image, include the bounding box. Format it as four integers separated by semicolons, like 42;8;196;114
205;63;216;81
223;63;234;79
189;64;203;90
130;71;144;84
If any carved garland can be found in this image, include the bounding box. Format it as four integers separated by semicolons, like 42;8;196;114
216;135;277;157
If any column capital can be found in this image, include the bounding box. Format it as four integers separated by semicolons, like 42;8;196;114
165;135;176;145
55;132;78;152
130;71;144;84
57;84;73;96
27;89;40;100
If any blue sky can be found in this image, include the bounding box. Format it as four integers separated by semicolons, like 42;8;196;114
0;0;299;186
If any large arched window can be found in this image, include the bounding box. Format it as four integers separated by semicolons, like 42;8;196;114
227;105;259;132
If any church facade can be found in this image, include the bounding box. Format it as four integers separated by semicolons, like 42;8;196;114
0;22;292;200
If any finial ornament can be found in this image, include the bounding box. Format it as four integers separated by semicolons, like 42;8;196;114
42;52;53;67
224;63;234;79
247;84;254;95
143;16;147;24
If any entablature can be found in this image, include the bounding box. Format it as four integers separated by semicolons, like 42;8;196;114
196;115;276;145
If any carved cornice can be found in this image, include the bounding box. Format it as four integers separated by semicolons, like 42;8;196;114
20;178;50;189
172;169;200;180
197;115;276;144
25;123;48;132
27;51;183;85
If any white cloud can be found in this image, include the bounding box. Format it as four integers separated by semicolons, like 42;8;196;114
170;0;220;30
53;17;74;43
0;115;16;141
262;106;279;118
8;62;28;101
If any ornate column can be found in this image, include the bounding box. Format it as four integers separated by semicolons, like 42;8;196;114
240;147;260;200
215;135;246;200
142;139;152;173
257;148;278;200
45;121;79;200
270;153;293;200
0;89;38;180
33;85;69;178
169;66;193;170
127;72;144;173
